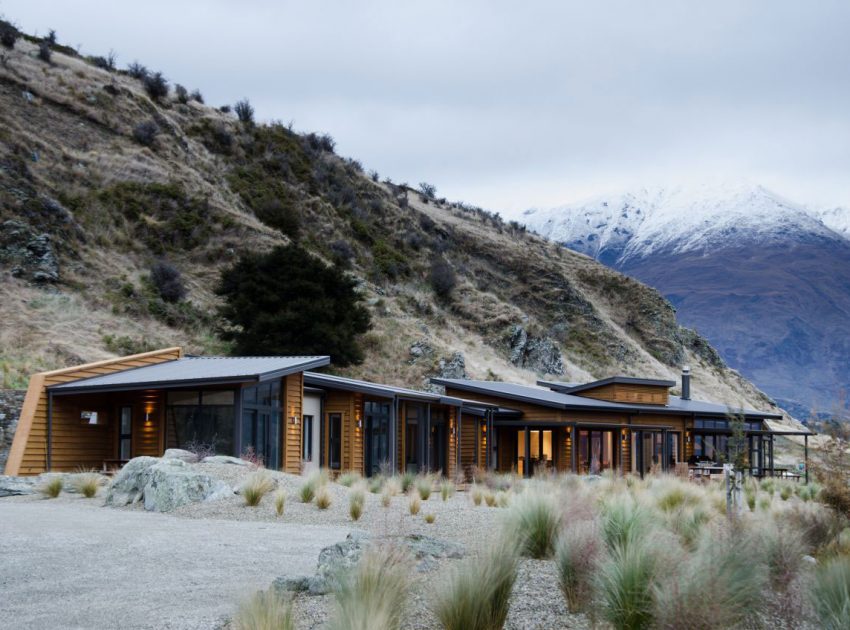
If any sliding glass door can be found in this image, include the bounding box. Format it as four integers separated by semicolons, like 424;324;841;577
578;429;615;474
364;401;391;477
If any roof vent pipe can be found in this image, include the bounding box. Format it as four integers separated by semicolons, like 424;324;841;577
681;366;691;401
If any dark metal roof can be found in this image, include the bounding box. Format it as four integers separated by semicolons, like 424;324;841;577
540;376;676;395
432;378;784;419
303;372;502;410
50;356;331;394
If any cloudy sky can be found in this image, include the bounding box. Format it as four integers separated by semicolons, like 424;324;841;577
4;1;849;216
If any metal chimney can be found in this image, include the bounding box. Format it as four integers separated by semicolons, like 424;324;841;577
681;366;691;400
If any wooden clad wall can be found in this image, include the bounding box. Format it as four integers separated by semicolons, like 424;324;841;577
446;406;457;480
5;347;183;476
323;389;362;475
579;383;669;406
459;413;478;478
282;372;304;475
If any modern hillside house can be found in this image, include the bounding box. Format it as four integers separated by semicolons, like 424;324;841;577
5;348;811;480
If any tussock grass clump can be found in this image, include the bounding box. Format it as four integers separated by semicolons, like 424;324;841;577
505;491;561;558
556;520;602;613
416;476;433;500
316;485;332;510
242;471;275;507
440;480;455;501
72;472;102;499
38;476;63;499
762;520;806;590
400;471;415;493
409;495;421;515
496;491;510;508
654;480;703;513
299;482;315;503
471;485;484;506
337;472;360;487
433;541;519;630
299;469;327;503
381;487;393;508
780;483;793;501
597;533;660;630
274;490;286;517
484;491;496;507
349;490;364;521
369;476;384;494
328;546;411;630
600;493;649;552
653;526;765;630
233;588;294;630
424;513;436;524
811;555;850;630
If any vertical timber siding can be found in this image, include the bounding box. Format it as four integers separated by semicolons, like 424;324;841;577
5;347;183;476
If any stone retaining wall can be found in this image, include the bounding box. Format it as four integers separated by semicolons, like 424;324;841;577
0;389;26;471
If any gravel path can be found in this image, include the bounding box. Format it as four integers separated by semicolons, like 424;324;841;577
0;498;350;630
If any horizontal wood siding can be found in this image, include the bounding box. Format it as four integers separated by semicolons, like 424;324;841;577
324;390;360;476
579;383;669;406
7;347;182;475
459;413;478;479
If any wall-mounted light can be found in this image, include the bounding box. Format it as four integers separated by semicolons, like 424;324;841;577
289;415;299;425
357;419;362;429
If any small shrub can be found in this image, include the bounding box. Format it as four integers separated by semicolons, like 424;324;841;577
46;29;57;45
91;50;116;71
149;260;186;302
38;41;52;63
175;84;188;104
327;546;411;630
433;540;519;630
556;520;602;613
505;491;561;558
127;61;148;79
233;588;294;630
1;23;20;49
418;182;437;200
316;485;332;510
429;257;457;299
811;556;850;630
274;490;286;517
424;513;436;524
143;71;169;100
440;480;455;501
409;495;421;515
235;98;254;124
190;89;204;103
38;476;63;498
72;472;102;498
133;121;159;147
416;476;433;500
242;471;275;507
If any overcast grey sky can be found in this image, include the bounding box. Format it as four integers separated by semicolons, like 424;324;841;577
4;1;849;216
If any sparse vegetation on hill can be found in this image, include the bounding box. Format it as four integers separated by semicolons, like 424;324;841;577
0;26;794;430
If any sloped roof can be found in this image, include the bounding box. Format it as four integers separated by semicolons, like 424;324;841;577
542;376;676;395
50;356;330;394
432;378;783;419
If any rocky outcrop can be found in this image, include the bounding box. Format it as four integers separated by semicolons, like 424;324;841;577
0;475;37;497
436;352;467;380
274;532;464;595
0;389;26;472
105;456;232;512
0;220;59;283
408;339;435;364
163;448;199;463
504;325;565;375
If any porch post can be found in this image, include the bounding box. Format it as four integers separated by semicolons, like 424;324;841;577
489;411;497;471
425;403;432;472
456;405;462;475
390;397;398;474
769;435;775;477
804;434;809;484
524;425;531;478
661;429;669;473
570;424;577;473
47;391;53;472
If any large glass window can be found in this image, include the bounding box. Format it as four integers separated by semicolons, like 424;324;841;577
405;405;422;473
302;415;314;461
578;430;614;474
241;382;282;469
119;406;132;460
516;429;553;476
166;390;235;456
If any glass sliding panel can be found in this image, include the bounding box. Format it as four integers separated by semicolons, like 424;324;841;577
405;405;420;473
119;406;132;460
302;415;314;461
328;413;342;470
240;383;282;469
364;402;391;476
579;430;614;474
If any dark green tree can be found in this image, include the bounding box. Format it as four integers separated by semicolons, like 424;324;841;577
217;245;371;366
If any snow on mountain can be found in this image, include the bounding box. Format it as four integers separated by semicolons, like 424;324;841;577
524;182;844;265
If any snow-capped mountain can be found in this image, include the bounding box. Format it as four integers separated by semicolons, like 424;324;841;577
524;182;843;265
524;183;850;418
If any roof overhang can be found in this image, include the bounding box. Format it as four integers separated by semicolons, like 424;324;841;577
539;377;676;395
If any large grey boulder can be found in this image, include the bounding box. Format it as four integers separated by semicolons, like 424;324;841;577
105;456;160;506
142;459;231;512
163;448;199;463
504;324;565;375
200;455;250;466
0;475;37;497
274;532;464;596
105;456;233;512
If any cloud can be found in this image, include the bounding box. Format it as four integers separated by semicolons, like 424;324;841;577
5;0;850;215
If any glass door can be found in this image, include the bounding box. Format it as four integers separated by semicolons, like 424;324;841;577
578;430;614;474
632;431;663;476
429;410;447;474
241;382;281;469
364;401;390;476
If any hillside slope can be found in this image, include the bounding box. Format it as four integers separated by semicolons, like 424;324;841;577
524;183;850;417
0;35;790;424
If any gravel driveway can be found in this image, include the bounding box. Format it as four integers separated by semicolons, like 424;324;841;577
0;498;351;629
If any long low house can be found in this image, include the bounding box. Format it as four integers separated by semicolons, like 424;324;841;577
4;347;811;480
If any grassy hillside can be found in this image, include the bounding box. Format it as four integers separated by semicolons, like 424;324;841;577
0;31;792;427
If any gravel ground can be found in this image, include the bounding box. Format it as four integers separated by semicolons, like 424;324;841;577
0;495;349;630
